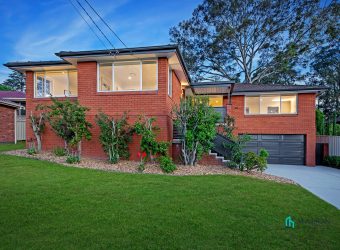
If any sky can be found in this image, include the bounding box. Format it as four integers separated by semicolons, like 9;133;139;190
0;0;202;83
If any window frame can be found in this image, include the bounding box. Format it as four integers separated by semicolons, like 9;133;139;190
168;66;172;97
244;94;298;115
97;60;158;93
208;95;224;107
34;70;77;98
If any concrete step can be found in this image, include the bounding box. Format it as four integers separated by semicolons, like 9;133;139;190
209;150;230;164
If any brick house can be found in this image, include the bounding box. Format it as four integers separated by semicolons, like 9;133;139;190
0;91;26;143
4;45;325;166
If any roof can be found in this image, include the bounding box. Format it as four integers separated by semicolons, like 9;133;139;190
232;83;328;94
0;91;25;99
0;99;21;108
55;44;182;57
4;60;71;68
190;81;233;95
4;44;191;85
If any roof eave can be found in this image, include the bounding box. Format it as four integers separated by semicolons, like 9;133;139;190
232;89;327;95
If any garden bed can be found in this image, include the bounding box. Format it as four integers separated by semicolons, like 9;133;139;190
3;149;296;184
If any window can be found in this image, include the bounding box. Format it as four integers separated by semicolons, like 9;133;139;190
99;63;112;91
245;96;260;114
34;70;77;98
98;61;157;92
245;94;297;115
209;96;223;107
168;67;172;97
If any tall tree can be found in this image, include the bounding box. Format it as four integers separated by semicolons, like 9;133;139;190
309;1;339;135
0;84;13;91
170;0;331;83
2;70;25;92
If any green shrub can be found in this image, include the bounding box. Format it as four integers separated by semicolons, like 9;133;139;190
159;156;177;173
243;149;269;173
134;116;169;161
137;162;145;173
324;156;340;169
96;112;132;164
53;147;66;157
27;147;37;155
66;154;80;164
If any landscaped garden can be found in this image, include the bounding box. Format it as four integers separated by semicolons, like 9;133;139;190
0;152;339;249
1;98;339;249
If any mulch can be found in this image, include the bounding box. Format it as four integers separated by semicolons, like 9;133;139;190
3;150;296;185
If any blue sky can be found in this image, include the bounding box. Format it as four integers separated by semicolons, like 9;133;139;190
0;0;201;83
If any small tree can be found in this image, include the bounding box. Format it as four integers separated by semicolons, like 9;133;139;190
96;112;133;163
173;96;220;166
29;107;46;152
133;115;169;161
45;98;92;159
219;114;251;169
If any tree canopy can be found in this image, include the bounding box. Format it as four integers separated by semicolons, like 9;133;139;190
170;0;337;84
2;70;25;92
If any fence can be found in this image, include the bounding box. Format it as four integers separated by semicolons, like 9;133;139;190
316;136;340;156
16;116;26;141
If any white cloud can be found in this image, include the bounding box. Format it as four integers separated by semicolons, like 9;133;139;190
13;0;129;60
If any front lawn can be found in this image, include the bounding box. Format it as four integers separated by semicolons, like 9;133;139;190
0;154;339;249
0;141;25;152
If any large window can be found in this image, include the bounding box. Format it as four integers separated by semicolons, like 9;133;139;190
98;60;157;92
35;71;77;97
209;96;223;107
245;94;297;115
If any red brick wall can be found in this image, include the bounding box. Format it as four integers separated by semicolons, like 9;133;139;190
0;105;15;143
167;71;182;156
226;94;316;166
25;58;174;160
25;71;76;150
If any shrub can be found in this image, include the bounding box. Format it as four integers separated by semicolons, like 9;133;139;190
137;162;145;173
159;156;177;173
173;96;220;166
243;149;269;173
96;112;132;164
53;147;66;157
324;156;340;169
134;116;169;161
27;140;37;155
27;147;37;155
45;98;92;159
66;154;80;164
224;134;251;169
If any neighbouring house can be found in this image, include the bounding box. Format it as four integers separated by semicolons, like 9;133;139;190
4;45;326;166
0;91;26;143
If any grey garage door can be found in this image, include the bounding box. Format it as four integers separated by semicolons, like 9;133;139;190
244;134;305;165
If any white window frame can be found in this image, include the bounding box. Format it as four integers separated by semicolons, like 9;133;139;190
244;94;298;115
34;70;77;98
168;66;172;97
97;60;158;93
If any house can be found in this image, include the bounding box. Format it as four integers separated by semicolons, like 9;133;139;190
0;91;26;143
4;45;326;166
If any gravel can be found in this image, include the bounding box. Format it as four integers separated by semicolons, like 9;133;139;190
3;150;296;185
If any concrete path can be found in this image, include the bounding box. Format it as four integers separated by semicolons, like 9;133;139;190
265;164;340;209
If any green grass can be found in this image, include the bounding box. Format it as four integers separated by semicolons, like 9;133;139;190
0;154;339;249
0;141;25;152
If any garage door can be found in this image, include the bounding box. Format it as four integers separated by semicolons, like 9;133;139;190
244;134;305;165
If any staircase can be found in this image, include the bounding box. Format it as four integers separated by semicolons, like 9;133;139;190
173;124;233;165
209;133;233;165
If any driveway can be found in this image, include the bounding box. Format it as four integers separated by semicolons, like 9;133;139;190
265;164;340;209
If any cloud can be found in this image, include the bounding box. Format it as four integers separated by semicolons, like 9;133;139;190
13;0;129;60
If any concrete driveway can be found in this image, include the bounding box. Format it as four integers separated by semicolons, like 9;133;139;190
265;164;340;209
